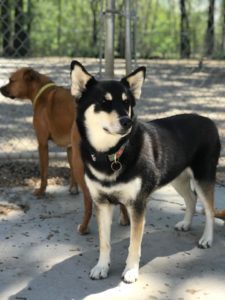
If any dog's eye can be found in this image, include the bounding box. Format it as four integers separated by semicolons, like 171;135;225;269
102;98;111;105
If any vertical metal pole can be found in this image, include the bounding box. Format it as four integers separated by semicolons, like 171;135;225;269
99;0;104;78
133;0;138;69
57;0;61;55
125;0;132;75
133;15;137;68
105;0;114;78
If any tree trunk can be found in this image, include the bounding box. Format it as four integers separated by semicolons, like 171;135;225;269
1;0;12;56
180;0;191;58
26;0;32;56
221;0;225;55
90;0;99;49
104;0;115;78
205;0;215;57
125;0;132;74
117;1;125;58
57;0;61;54
13;0;29;57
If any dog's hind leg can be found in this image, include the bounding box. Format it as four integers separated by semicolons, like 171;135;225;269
72;156;92;235
171;168;197;231
119;204;130;226
71;125;92;235
192;180;215;248
190;137;219;248
34;142;49;197
122;206;146;283
67;146;79;195
90;203;114;280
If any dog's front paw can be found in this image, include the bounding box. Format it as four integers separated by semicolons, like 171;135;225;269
69;184;79;195
77;224;89;235
198;235;212;249
175;221;191;232
122;267;139;283
33;188;45;198
90;263;110;280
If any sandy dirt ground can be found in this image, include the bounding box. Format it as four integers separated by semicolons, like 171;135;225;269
0;58;225;300
0;184;225;300
0;58;224;188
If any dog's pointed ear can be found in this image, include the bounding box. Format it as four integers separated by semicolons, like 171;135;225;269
70;60;95;99
121;67;146;100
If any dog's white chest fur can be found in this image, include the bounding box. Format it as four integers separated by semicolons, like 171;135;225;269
85;173;142;205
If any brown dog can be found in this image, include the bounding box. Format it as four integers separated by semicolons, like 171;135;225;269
0;67;92;234
215;209;225;219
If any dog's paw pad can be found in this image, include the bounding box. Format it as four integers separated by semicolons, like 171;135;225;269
90;264;109;280
175;221;191;232
122;267;139;283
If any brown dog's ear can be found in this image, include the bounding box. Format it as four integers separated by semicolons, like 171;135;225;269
23;68;39;81
70;60;95;99
121;67;146;100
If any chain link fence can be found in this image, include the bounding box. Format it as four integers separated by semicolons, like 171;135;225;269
0;0;224;184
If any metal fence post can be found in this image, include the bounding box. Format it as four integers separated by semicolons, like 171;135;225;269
99;0;104;78
125;0;132;75
104;0;115;79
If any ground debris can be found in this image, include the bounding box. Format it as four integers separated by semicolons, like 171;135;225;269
0;203;28;215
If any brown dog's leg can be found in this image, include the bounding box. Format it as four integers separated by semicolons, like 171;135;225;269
71;124;92;234
34;142;49;197
76;174;92;235
72;152;92;234
214;209;225;219
120;204;130;225
67;146;79;194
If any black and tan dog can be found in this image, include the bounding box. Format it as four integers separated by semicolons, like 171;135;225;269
0;67;92;234
70;61;221;283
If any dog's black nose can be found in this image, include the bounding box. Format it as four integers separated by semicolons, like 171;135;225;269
0;86;9;97
0;86;6;95
119;116;132;130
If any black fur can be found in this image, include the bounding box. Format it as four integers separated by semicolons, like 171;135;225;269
72;61;220;216
78;106;220;197
70;60;221;282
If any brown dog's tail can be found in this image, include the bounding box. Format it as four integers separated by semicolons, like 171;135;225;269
214;209;225;219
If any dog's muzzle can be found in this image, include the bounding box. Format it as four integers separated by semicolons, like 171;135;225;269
0;86;15;99
119;116;133;131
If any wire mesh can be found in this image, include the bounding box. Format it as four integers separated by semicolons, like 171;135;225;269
0;0;224;185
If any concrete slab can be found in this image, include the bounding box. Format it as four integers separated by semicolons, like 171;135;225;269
0;184;225;300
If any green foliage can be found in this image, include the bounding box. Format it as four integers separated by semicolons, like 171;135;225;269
0;0;224;58
29;0;99;57
137;0;180;58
